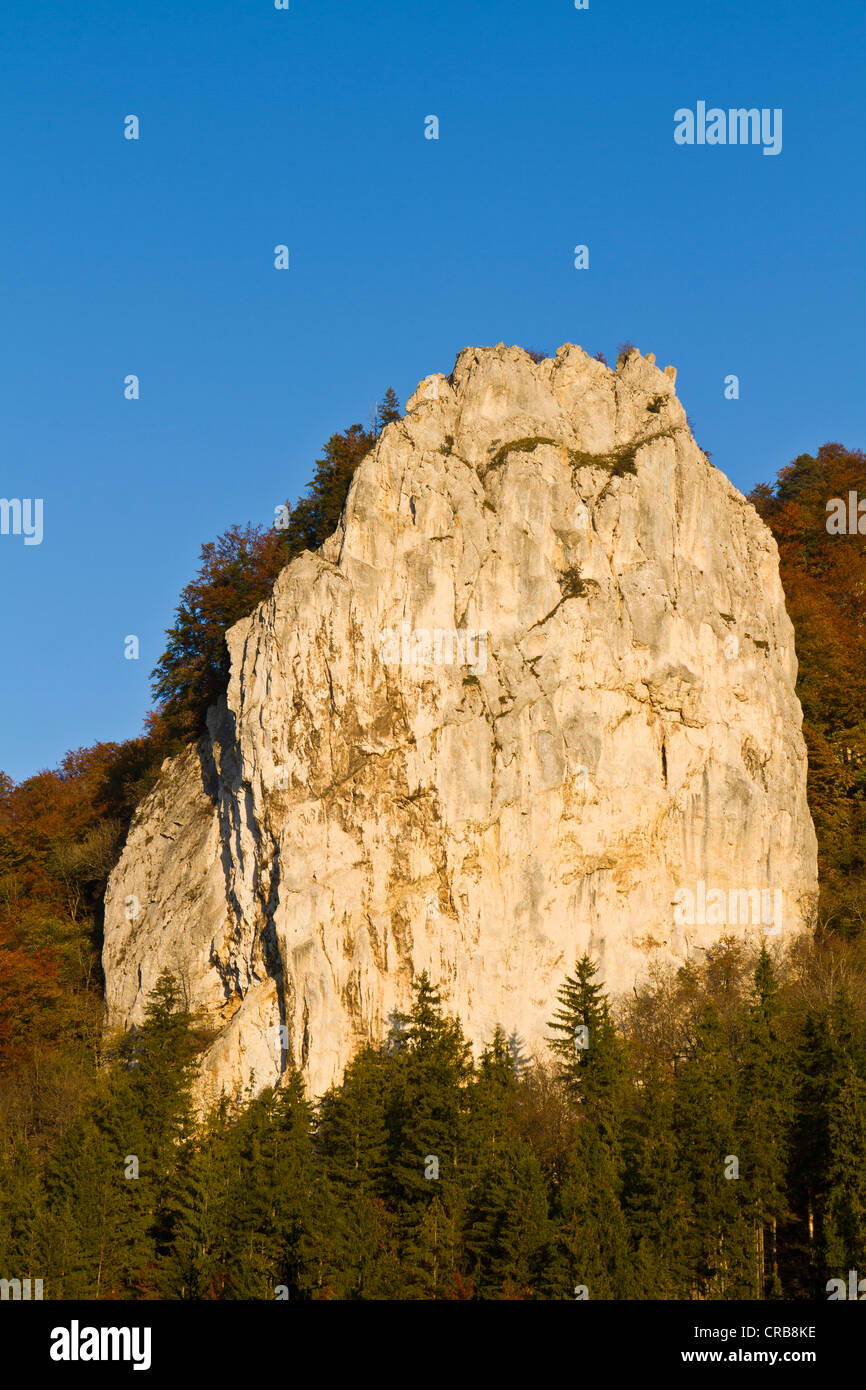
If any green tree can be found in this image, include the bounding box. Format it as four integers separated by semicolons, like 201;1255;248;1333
151;418;378;740
823;1064;866;1276
40;1110;138;1298
161;1098;235;1299
621;1059;690;1298
466;1025;520;1176
673;1004;752;1298
738;947;793;1296
316;1046;400;1297
548;1123;632;1299
547;955;628;1154
792;993;866;1289
465;1135;551;1298
0;1139;48;1292
376;388;401;432
268;1075;342;1299
385;974;473;1296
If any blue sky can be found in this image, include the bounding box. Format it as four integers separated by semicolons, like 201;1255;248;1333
1;0;863;782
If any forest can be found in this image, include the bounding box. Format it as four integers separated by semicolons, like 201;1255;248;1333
1;405;865;1299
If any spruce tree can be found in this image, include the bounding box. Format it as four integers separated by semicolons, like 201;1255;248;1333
548;1122;632;1298
465;1135;551;1298
316;1046;400;1298
0;1139;48;1294
621;1058;690;1298
790;993;866;1293
386;973;473;1205
673;1004;753;1298
547;955;628;1154
376;388;401;432
41;1112;128;1298
738;947;792;1297
823;1064;866;1277
161;1098;235;1299
269;1074;342;1299
466;1024;519;1177
385;974;473;1296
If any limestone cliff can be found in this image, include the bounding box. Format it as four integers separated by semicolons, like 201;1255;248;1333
103;343;818;1101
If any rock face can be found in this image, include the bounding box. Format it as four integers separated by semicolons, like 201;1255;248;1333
103;343;818;1101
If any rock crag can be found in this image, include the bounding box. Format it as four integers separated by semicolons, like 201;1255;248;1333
103;343;818;1100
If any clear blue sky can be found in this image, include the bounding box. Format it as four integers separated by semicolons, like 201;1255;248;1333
1;0;863;782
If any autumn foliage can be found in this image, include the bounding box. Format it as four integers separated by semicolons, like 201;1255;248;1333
750;443;866;935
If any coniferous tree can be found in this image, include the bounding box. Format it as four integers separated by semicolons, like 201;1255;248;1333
316;1046;400;1298
673;1003;753;1298
386;974;473;1296
738;947;792;1297
0;1139;48;1293
317;1045;390;1196
823;1064;866;1277
466;1025;520;1177
790;994;866;1293
111;971;201;1279
547;955;628;1155
376;388;401;432
465;1135;551;1298
387;974;473;1203
549;1122;632;1299
621;1058;690;1298
280;424;374;558
161;1098;235;1299
269;1075;342;1299
41;1111;129;1298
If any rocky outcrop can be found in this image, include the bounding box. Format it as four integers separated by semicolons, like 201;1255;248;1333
103;343;818;1101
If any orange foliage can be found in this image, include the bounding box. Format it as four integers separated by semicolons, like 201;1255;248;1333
750;444;866;934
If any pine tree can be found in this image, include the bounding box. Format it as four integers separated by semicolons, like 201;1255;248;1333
790;994;866;1293
0;1139;48;1293
269;1075;342;1299
823;1064;866;1275
673;1004;753;1298
316;1046;400;1298
548;1122;632;1299
222;1089;295;1298
115;970;200;1274
385;974;473;1296
41;1112;126;1298
317;1045;390;1197
161;1099;235;1299
738;947;793;1297
466;1025;520;1177
465;1135;551;1298
376;388;401;432
120;971;199;1178
386;973;473;1206
547;955;628;1154
621;1058;690;1298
